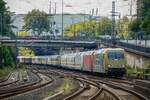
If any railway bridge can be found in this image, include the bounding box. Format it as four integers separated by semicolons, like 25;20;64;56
0;39;150;57
0;39;97;55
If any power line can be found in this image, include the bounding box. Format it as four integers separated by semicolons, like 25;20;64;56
55;2;57;14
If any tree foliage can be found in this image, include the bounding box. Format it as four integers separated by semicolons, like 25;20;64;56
117;16;130;39
0;45;14;68
18;47;35;57
16;31;29;37
129;0;150;37
130;19;141;33
96;17;112;36
141;16;150;35
139;0;150;18
0;0;14;36
0;0;15;68
139;0;150;35
23;9;51;36
64;17;112;38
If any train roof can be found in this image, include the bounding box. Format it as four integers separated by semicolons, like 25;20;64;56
104;48;124;51
17;56;34;58
94;49;105;54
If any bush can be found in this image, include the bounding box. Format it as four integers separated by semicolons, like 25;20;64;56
0;66;14;77
126;65;144;78
0;45;15;68
147;64;150;68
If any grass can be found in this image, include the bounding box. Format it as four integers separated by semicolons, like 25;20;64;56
43;78;74;99
0;66;14;77
44;91;56;97
58;78;74;94
126;65;150;78
17;65;27;73
147;64;150;68
0;64;28;78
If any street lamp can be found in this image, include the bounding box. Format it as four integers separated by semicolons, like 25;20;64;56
61;0;64;40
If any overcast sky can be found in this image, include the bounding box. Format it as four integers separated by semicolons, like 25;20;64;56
5;0;137;17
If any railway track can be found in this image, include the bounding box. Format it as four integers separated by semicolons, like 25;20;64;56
76;74;147;100
89;78;148;100
37;68;101;100
0;72;19;88
35;66;147;100
70;78;120;100
0;73;12;83
0;70;54;99
0;65;148;100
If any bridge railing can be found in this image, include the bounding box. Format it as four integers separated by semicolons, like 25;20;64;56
117;41;150;54
98;38;150;57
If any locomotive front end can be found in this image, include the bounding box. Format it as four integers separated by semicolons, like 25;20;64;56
106;48;126;77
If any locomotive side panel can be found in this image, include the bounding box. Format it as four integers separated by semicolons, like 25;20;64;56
61;55;67;66
93;50;105;73
74;53;83;70
83;51;94;72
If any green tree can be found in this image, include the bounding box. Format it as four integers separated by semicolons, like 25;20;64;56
141;16;150;35
23;9;51;36
18;47;35;57
96;17;112;36
129;18;142;39
138;0;150;18
0;0;15;68
64;20;97;38
0;0;14;36
117;16;130;39
0;45;14;68
130;19;141;33
130;0;150;38
64;17;112;38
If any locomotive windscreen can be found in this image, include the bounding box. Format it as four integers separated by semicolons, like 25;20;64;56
108;52;124;59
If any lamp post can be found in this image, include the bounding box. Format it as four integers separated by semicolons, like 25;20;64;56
61;0;64;40
81;10;86;38
15;31;18;67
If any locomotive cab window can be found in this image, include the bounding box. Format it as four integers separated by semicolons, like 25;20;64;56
108;52;124;59
108;52;116;59
116;53;124;59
